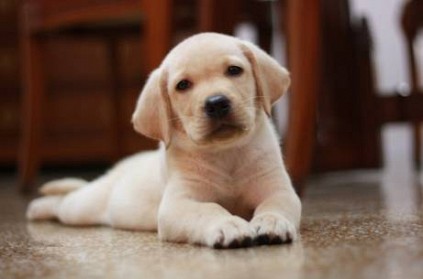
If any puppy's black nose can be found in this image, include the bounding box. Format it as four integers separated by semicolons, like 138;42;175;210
205;95;231;119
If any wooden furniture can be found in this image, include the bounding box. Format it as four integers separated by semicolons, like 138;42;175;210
285;0;423;192
198;0;273;52
0;0;20;164
284;0;321;194
311;0;382;172
401;0;423;168
371;0;423;170
20;0;420;196
19;0;269;191
19;0;172;191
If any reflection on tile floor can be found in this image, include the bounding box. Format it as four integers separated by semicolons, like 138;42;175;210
0;168;422;279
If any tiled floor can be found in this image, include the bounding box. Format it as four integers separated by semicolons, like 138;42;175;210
1;123;422;279
0;167;422;279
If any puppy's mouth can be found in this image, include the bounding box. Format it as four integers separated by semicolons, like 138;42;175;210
206;121;247;140
185;108;254;146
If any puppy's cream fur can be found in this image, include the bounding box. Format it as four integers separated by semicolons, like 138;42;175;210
26;33;301;248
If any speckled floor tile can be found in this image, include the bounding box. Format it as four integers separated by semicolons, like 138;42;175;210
0;170;422;279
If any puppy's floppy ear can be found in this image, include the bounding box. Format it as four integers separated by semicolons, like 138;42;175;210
132;68;172;145
241;41;291;115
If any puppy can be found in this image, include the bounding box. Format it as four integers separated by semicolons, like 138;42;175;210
26;33;301;249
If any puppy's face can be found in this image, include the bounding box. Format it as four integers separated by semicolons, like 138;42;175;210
165;38;256;145
132;33;290;148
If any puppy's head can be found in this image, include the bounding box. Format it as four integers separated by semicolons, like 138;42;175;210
132;33;290;148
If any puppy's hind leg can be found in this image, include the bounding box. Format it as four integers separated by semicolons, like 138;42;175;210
26;177;87;221
26;195;64;221
27;174;115;226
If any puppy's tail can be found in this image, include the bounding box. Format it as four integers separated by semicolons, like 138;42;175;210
39;178;88;196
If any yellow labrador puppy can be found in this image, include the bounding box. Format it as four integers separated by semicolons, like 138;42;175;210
27;33;301;249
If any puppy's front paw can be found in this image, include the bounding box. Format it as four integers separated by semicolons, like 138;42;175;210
206;216;255;249
251;213;297;245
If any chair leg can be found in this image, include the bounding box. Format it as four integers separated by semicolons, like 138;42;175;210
414;123;421;169
19;31;44;192
284;0;321;196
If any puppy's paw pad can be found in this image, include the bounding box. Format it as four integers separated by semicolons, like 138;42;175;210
207;217;255;249
251;213;297;245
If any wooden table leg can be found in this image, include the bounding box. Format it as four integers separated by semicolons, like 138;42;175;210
284;0;321;195
405;40;422;170
413;124;421;169
19;7;45;191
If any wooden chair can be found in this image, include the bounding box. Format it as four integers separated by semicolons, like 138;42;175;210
19;0;172;191
401;0;423;169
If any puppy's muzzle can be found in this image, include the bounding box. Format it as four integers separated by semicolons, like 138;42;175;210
204;95;231;119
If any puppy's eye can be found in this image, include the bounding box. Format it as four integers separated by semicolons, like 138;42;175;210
226;66;243;76
176;79;192;91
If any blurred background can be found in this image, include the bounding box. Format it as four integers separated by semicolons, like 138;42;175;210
0;0;422;193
